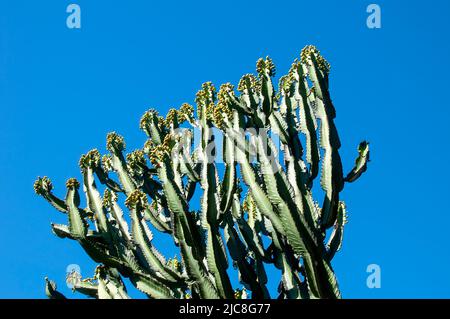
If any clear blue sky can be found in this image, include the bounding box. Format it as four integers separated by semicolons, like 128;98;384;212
1;0;449;298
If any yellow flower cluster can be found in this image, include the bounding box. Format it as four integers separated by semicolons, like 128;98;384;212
143;139;154;155
165;108;178;126
213;101;233;130
278;74;294;95
126;150;146;171
301;45;330;74
178;103;194;122
33;176;53;195
106;132;126;153
124;189;148;209
237;74;259;93
79;149;101;171
256;56;276;77
166;257;182;273
65;178;80;189
195;82;216;118
148;134;174;166
140;109;158;131
102;155;113;172
102;189;117;209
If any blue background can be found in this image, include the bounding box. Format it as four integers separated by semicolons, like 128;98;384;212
1;0;449;298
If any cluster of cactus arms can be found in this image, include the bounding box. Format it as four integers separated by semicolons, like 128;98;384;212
35;45;369;299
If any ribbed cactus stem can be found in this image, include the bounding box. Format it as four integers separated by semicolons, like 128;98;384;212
35;47;369;300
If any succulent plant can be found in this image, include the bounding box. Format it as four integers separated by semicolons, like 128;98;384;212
36;46;369;299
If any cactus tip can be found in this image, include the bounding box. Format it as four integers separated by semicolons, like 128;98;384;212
301;45;330;73
106;132;126;153
34;176;53;195
125;189;148;209
65;178;80;190
79;149;101;171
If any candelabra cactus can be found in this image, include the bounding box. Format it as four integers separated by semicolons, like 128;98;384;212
36;45;369;299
